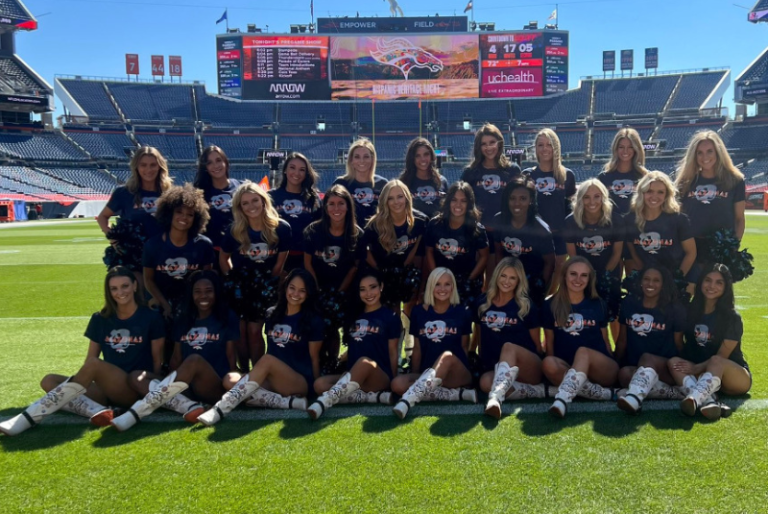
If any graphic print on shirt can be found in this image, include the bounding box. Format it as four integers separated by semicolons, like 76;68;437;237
393;235;410;255
106;329;141;353
694;324;710;346
321;245;342;266
416;186;438;204
437;238;461;259
246;243;271;262
501;237;532;257
161;257;189;277
184;327;213;350
211;194;233;212
637;232;662;254
350;318;381;341
424;320;447;341
270;324;294;347
482;174;502;193
281;199;304;217
535;177;557;195
140;197;158;214
482;310;518;331
563;313;584;335
630;314;654;336
581;236;606;256
354;188;375;206
693;184;718;204
611;179;635;199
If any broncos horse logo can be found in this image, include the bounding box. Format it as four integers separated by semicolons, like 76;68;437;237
369;37;444;80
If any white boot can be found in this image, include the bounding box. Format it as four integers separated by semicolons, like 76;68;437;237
506;382;554;400
0;379;86;436
681;373;722;417
60;395;114;427
549;369;587;418
393;368;438;419
617;366;658;414
308;372;360;420
198;375;260;426
337;390;392;404
578;380;614;401
111;372;189;432
160;387;205;424
680;375;698;396
424;387;477;403
485;362;519;419
645;381;685;400
699;395;722;421
245;389;306;410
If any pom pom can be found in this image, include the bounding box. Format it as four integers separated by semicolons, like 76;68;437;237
701;228;754;282
456;274;483;306
103;218;148;271
381;265;422;306
223;267;279;320
318;287;347;330
597;269;622;320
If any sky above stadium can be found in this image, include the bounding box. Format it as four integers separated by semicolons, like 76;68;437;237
14;0;767;118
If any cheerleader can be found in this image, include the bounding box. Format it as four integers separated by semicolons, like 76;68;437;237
493;175;555;305
142;184;214;321
597;128;649;215
423;181;489;306
197;269;323;425
0;267;165;436
668;263;751;420
614;266;686;414
333;138;388;225
475;258;546;419
111;271;239;431
675;131;746;263
392;268;477;419
626;171;697;287
563;179;624;339
97;147;173;284
398;137;449;219
307;270;401;419
524;128;576;291
304;185;365;372
364;179;427;310
193;145;240;267
221;181;291;370
269;152;322;272
542;257;617;418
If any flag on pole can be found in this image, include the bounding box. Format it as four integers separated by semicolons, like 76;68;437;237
216;9;228;24
464;1;473;13
258;175;270;191
548;8;557;20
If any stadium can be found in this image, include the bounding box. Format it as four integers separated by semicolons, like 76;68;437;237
1;0;768;512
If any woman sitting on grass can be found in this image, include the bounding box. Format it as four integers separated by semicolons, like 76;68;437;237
0;266;165;436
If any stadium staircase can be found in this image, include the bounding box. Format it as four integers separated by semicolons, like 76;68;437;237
103;82;127;123
661;75;684;116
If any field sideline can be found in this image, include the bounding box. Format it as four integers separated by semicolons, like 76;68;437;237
1;215;767;513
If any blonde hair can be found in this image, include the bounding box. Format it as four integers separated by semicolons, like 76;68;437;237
423;267;460;308
479;257;531;320
344;138;377;186
126;146;172;204
571;179;613;229
603;128;649;175
675;130;743;198
630;171;680;232
468;123;512;170
230;181;281;253
534;128;567;185
550;256;599;329
366;180;415;254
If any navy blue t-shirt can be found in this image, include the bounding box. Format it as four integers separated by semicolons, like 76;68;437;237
269;188;322;253
345;306;402;378
619;296;685;366
221;219;292;273
541;297;610;364
493;215;555;288
680;176;745;239
597;169;644;215
461;165;522;225
524;166;577;233
625;211;692;274
563;212;624;274
266;310;325;384
304;225;366;289
423;218;488;278
407;175;449;218
175;310;240;378
410;304;472;372
142;233;215;304
365;212;427;269
473;295;540;371
681;310;747;370
202;179;240;248
106;186;163;238
332;175;389;225
84;306;165;373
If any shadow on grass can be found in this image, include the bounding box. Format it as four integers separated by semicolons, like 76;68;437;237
429;414;482;437
203;419;280;442
0;409;95;450
361;414;406;433
91;421;194;448
279;417;341;439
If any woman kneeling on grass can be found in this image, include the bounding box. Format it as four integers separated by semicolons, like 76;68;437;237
0;266;165;436
391;267;477;420
614;266;686;414
542;257;618;418
110;271;240;430
307;269;401;420
475;257;552;419
197;269;324;425
667;263;751;420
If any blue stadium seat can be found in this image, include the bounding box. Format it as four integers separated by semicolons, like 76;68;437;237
0;132;87;161
58;80;121;120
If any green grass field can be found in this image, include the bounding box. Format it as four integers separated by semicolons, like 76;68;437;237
1;217;767;513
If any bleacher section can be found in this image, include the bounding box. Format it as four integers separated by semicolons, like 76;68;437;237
109;84;194;123
656;121;726;150
279;103;352;126
201;133;274;161
134;131;197;161
57;80;120;120
0;131;87;161
0;166;106;201
668;71;727;110
64;127;133;160
279;134;351;162
513;84;592;123
0;0;33;19
197;91;275;127
593;125;654;155
594;76;678;115
0;57;44;94
721;122;768;150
